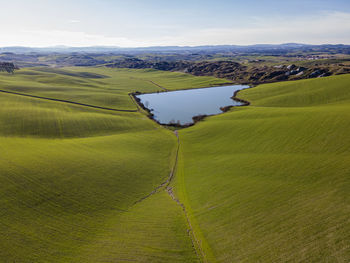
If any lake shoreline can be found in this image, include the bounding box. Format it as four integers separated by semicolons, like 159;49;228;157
132;84;252;128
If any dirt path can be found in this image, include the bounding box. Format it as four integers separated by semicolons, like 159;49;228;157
166;186;205;262
0;89;138;113
132;130;179;205
166;131;206;263
131;130;205;262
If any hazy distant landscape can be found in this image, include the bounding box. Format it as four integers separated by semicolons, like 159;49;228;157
2;44;350;84
0;0;349;262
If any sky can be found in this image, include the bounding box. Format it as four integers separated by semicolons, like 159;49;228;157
0;0;350;47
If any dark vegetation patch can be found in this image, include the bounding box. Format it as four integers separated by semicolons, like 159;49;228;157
107;59;349;84
192;114;208;123
0;62;18;73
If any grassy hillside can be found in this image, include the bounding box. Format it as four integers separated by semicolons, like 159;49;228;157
1;66;348;262
0;67;226;262
0;67;228;110
176;74;350;262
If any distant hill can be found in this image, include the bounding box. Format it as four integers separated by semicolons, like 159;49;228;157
1;44;350;54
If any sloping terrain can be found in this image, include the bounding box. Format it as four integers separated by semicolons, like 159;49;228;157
175;74;350;262
0;67;228;111
1;67;349;262
0;68;226;262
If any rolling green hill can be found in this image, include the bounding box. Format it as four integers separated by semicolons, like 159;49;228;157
0;67;228;111
0;67;349;262
0;67;226;262
175;74;350;262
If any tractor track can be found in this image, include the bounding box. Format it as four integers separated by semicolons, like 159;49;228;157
129;77;168;91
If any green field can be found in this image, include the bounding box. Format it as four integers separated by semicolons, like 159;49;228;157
0;67;227;262
0;67;349;262
176;74;350;262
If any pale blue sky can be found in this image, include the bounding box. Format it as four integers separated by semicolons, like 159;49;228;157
1;0;350;47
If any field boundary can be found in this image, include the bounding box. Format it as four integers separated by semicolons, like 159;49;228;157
129;76;168;91
0;88;138;112
147;80;168;91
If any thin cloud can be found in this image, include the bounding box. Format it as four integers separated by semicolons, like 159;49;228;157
17;29;138;47
160;11;350;46
0;11;349;47
69;20;81;23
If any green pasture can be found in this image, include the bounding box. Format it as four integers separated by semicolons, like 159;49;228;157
0;67;225;262
0;66;348;262
176;74;350;262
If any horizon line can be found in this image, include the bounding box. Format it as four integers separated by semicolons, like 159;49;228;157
1;43;349;49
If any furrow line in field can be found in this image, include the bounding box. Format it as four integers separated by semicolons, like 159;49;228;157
0;89;138;112
129;76;168;91
148;80;168;91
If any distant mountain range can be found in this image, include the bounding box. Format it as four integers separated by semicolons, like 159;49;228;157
1;44;350;54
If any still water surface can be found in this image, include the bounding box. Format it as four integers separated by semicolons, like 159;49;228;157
136;85;249;125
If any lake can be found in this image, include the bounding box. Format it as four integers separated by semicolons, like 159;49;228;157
135;85;249;125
